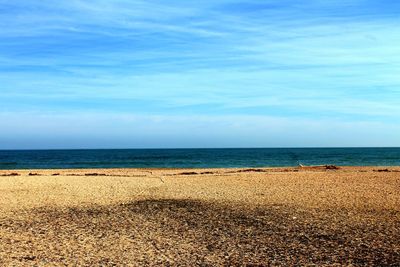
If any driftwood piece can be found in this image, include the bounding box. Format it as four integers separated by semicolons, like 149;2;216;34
298;164;340;170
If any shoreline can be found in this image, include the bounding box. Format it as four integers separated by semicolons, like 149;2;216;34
1;165;400;175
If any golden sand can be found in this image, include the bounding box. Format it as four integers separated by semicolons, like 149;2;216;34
0;167;399;265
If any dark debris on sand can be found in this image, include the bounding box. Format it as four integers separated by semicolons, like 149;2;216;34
0;172;20;176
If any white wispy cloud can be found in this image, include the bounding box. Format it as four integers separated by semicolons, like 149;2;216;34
1;111;399;149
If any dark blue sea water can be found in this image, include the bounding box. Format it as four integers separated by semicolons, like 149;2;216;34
0;148;399;169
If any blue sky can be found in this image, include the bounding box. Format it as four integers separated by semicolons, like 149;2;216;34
0;0;399;149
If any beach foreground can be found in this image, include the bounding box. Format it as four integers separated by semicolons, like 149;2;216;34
0;167;399;266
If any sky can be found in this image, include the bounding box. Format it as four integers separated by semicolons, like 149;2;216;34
0;0;399;149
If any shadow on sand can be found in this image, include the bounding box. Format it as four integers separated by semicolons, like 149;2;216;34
1;199;399;265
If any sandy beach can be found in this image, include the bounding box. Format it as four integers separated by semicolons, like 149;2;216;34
0;166;399;265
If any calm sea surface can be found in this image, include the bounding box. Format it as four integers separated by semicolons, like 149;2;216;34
0;148;399;169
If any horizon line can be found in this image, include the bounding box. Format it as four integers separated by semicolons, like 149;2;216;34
1;146;399;151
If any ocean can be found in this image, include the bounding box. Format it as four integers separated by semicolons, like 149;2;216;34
0;148;399;169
